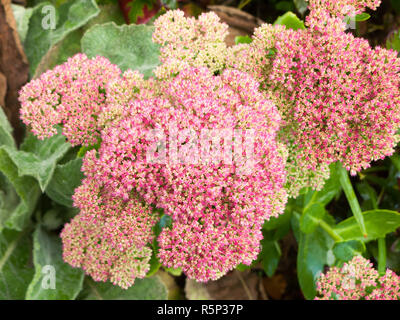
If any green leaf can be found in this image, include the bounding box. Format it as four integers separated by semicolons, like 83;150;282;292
273;11;305;30
0;107;16;149
355;13;370;22
79;276;168;300
260;238;281;277
0;229;34;299
24;0;100;76
295;213;334;299
81;22;160;78
386;30;400;52
264;209;292;231
275;1;295;12
11;4;33;43
26;225;84;300
334;210;400;242
0;149;40;231
15;131;71;191
164;267;182;277
127;0;156;23
356;181;378;211
146;251;162;277
33;29;83;77
84;3;125;28
391;0;400;13
235;35;253;45
300;203;326;234
333;240;366;262
45;158;84;207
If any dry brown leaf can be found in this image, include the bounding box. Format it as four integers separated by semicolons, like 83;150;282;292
185;270;262;300
0;0;29;143
207;5;264;46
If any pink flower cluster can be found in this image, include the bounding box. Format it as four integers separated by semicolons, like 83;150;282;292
19;54;121;146
70;66;287;283
316;256;400;300
152;10;229;77
60;177;158;289
308;0;381;17
228;9;400;196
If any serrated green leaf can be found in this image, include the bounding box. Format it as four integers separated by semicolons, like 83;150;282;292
81;22;160;78
79;276;167;300
334;210;400;242
0;107;16;149
25;225;84;300
24;0;100;76
0;148;40;231
84;3;125;28
260;238;281;277
11;4;33;43
16;131;71;191
45;158;83;207
0;229;34;299
332;240;366;262
273;11;305;30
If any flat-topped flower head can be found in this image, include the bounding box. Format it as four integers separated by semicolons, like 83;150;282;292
19;54;121;146
77;66;287;282
158;220;263;282
316;256;400;300
308;0;381;17
153;10;229;77
231;10;400;197
61;177;157;289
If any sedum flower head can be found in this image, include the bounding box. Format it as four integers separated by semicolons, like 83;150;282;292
82;66;287;282
19;54;121;146
308;0;381;17
230;11;400;197
61;176;158;289
153;10;229;77
316;256;400;300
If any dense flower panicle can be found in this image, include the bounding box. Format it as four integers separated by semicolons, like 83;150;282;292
271;13;400;175
367;270;400;300
316;256;400;300
19;54;121;146
231;11;400;196
158;221;263;282
82;67;287;281
153;10;229;77
100;69;156;127
308;0;381;17
61;178;157;289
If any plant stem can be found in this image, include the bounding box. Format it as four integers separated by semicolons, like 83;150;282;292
339;165;368;238
319;220;343;242
378;237;387;276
